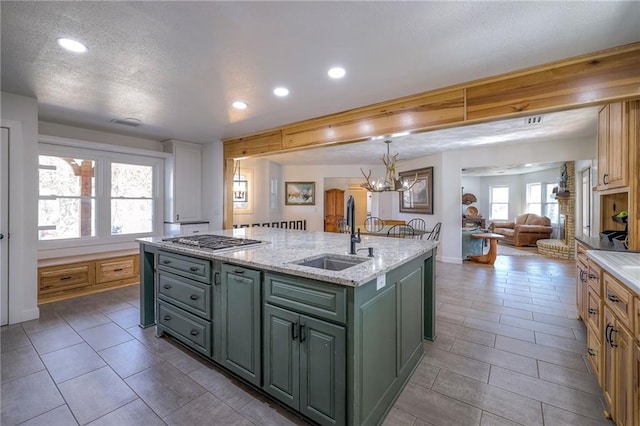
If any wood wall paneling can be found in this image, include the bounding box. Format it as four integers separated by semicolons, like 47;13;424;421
224;130;283;159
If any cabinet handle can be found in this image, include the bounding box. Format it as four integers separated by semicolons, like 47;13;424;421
164;315;171;321
607;293;620;303
588;274;597;280
190;330;199;336
291;322;298;340
588;308;597;315
587;348;596;356
113;268;124;272
579;270;587;282
59;276;72;281
233;269;245;274
190;266;199;272
189;295;199;300
214;272;220;285
163;284;171;289
163;260;171;265
299;324;306;343
609;326;618;348
603;174;609;185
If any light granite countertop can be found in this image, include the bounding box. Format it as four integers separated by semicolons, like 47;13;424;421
138;228;438;287
586;250;640;295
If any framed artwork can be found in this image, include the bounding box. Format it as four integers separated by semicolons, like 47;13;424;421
285;181;315;205
399;167;433;214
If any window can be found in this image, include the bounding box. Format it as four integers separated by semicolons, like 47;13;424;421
38;143;162;246
490;186;509;220
526;182;558;223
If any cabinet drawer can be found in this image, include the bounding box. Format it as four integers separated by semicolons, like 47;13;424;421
603;272;633;330
264;273;346;324
39;263;95;294
158;301;211;357
158;251;211;283
158;271;211;319
587;262;602;297
586;324;602;386
96;256;136;283
586;287;602;340
180;223;209;234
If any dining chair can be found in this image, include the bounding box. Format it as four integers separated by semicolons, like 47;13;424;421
407;218;427;239
337;218;350;233
387;224;415;238
364;217;384;233
426;222;441;241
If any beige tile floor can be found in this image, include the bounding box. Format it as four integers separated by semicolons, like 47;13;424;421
1;255;613;425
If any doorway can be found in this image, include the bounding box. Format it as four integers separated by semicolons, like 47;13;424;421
1;127;9;326
346;185;368;231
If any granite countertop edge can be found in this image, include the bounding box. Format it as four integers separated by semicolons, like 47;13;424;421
138;228;439;287
586;250;640;295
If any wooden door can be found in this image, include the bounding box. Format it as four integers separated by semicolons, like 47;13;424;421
324;189;344;233
607;102;627;189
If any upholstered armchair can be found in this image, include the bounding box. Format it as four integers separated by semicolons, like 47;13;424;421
490;213;553;247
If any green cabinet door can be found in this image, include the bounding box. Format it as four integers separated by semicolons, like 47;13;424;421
300;315;346;426
264;304;346;426
221;263;261;386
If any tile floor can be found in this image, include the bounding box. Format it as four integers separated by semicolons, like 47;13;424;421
1;255;613;425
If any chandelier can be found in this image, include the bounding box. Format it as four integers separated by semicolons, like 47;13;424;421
232;160;248;202
361;139;417;192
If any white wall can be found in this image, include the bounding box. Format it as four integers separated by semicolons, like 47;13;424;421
202;141;224;230
1;92;39;323
39;122;163;152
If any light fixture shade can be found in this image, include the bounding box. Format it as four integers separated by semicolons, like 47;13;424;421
360;139;417;192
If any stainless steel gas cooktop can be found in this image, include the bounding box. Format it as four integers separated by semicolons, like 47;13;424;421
162;234;264;251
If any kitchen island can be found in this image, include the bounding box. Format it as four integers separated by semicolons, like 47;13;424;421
138;228;438;426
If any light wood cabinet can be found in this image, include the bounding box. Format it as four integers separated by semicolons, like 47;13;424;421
575;242;589;321
163;140;203;223
596;103;628;191
634;342;640;426
38;251;139;303
324;189;345;233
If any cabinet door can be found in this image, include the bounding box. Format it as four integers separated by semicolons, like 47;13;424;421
613;321;634;426
606;102;627;189
173;143;202;222
299;315;345;426
263;304;300;409
634;343;640;426
586;324;602;386
576;260;588;321
221;264;261;386
604;307;616;417
597;105;609;190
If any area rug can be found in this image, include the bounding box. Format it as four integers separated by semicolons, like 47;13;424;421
497;243;542;256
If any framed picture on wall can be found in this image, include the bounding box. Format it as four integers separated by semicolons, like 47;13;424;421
399;167;433;214
285;181;315;205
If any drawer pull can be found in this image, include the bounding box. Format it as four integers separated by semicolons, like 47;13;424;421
164;315;171;321
189;295;199;300
234;269;245;274
113;268;124;272
579;270;587;282
190;330;199;336
60;276;72;281
587;348;596;356
603;173;609;185
607;294;620;303
162;260;171;265
588;274;597;279
299;324;306;343
190;266;199;272
588;308;597;315
214;272;220;285
291;322;298;340
163;284;171;289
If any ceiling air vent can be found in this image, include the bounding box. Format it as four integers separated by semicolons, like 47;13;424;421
524;115;543;125
110;118;141;127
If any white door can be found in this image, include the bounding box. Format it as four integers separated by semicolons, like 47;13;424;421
582;168;591;237
1;127;9;326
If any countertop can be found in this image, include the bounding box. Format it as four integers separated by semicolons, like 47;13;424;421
575;235;636;252
586;250;640;295
138;228;438;287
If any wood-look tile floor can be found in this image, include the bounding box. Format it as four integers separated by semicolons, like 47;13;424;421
1;255;612;425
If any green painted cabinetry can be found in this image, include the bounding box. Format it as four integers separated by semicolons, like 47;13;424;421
264;304;346;426
221;263;262;386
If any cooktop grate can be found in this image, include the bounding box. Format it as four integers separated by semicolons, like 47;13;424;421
162;234;264;251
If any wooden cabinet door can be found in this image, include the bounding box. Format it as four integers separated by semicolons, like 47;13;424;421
613;322;634;426
324;189;345;233
586;324;602;386
634;343;640;426
299;314;345;426
604;306;616;417
576;260;588;321
221;264;261;386
597;105;609;190
606;102;628;189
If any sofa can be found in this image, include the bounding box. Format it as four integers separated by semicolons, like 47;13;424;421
490;213;553;247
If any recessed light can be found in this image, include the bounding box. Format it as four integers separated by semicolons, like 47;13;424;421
328;67;346;79
273;87;289;97
232;101;248;110
57;38;88;53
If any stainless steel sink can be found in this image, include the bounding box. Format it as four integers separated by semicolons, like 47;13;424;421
292;254;370;271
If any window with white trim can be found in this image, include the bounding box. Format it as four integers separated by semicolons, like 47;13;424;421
526;182;558;223
38;143;163;246
490;186;509;220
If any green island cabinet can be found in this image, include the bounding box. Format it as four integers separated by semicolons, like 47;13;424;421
139;243;436;426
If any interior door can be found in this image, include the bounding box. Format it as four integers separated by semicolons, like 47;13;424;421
1;127;9;326
582;168;591;237
347;186;367;231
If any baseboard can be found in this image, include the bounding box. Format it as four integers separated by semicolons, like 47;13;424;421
440;256;462;264
20;307;40;323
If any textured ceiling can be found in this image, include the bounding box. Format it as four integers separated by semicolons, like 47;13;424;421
1;1;639;158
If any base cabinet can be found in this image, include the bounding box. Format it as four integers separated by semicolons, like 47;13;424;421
221;263;262;386
263;304;345;426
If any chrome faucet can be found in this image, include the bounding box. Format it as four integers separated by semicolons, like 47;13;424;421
347;195;361;254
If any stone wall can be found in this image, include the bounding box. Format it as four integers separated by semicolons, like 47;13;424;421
537;161;575;260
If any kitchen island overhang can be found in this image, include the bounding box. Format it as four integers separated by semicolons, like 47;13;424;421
137;228;437;426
